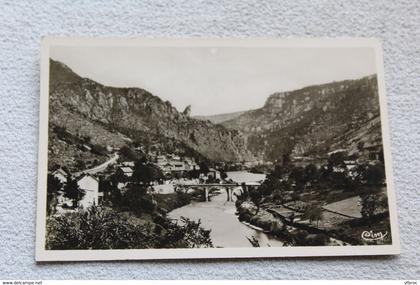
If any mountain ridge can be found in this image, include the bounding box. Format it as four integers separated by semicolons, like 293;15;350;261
48;59;382;169
48;59;255;168
221;74;382;162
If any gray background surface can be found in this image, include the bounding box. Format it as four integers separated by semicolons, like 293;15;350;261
0;0;419;279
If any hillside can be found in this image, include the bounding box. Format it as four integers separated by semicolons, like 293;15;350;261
222;75;382;162
48;60;254;169
194;110;247;125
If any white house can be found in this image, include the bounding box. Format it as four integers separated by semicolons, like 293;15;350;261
77;174;100;209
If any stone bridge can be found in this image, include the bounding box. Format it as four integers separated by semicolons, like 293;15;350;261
174;182;261;202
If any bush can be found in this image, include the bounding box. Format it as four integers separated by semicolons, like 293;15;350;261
121;185;155;216
91;144;107;156
46;206;213;250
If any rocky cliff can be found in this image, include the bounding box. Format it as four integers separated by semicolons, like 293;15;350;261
49;60;254;163
222;75;382;162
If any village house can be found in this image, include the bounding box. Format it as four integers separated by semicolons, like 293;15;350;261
344;160;358;172
208;168;221;180
117;166;134;177
361;142;383;162
77;174;100;208
155;154;200;175
122;161;135;167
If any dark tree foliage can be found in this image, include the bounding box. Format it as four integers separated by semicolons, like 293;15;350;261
99;175;122;206
249;187;263;215
132;162;163;185
289;166;305;187
119;145;143;161
259;176;283;197
328;152;346;169
302;203;324;227
304;164;318;182
46;206;212;250
91;144;107;156
271;164;285;179
365;163;386;185
198;162;210;174
361;194;376;219
283;230;328;246
47;174;63;215
219;170;228;181
63;176;85;208
187;169;200;179
120;184;155;216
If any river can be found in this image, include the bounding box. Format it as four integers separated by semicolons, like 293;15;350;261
168;171;284;248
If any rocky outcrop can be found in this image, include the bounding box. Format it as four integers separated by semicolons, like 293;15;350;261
237;201;286;236
49;59;255;162
222;75;382;161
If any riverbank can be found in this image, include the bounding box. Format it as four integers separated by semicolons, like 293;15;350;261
168;192;284;247
235;196;391;246
236;200;347;246
153;192;193;213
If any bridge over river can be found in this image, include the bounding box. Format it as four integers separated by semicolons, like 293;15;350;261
174;182;261;202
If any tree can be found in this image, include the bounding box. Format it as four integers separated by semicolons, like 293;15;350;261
122;184;156;216
47;174;63;215
249;187;263;215
271;164;285;179
361;194;376;219
46;206;213;250
365;163;385;185
91;144;107;155
63;176;85;208
304;164;318;183
259;175;283;197
290;166;305;187
119;145;141;161
188;169;200;179
198;162;210;174
99;175;122;206
220;170;228;181
328;152;346;168
132;162;163;185
303;204;323;228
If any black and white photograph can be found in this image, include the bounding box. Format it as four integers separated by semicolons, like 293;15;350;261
36;38;399;261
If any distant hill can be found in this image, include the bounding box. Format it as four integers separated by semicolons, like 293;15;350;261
48;59;255;170
48;59;382;169
221;75;382;162
194;110;248;125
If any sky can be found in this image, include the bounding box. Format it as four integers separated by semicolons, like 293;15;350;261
50;45;377;116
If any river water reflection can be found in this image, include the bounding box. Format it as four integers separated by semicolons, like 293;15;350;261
168;171;284;248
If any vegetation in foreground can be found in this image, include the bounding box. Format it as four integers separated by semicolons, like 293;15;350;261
46;206;212;250
235;151;391;246
46;157;214;250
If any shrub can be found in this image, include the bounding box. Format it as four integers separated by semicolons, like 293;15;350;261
46;206;213;250
91;144;107;156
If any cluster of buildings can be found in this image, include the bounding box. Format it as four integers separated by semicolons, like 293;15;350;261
154;154;200;175
291;144;384;178
49;154;207;214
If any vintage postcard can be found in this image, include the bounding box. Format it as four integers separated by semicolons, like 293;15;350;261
36;38;399;261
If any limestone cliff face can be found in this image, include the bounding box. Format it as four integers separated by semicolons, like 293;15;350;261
49;60;254;162
222;75;382;161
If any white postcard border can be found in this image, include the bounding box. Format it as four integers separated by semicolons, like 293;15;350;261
36;37;400;261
